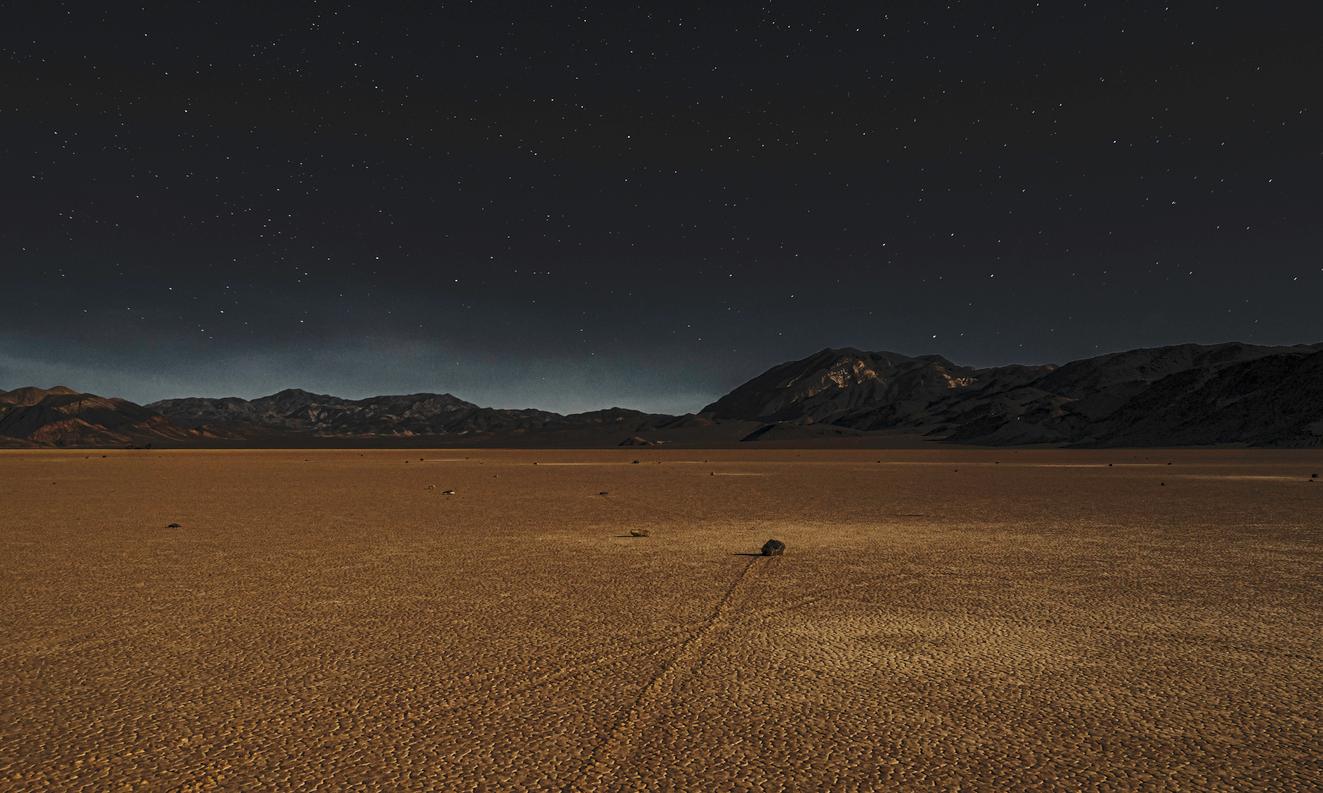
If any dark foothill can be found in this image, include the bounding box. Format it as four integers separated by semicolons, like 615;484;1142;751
761;539;785;556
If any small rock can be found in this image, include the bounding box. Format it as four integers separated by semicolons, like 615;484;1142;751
598;491;609;496
631;459;640;465
761;539;785;556
629;529;650;537
166;522;182;528
441;489;456;496
1312;473;1319;479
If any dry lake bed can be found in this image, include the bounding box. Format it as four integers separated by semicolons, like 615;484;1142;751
1;449;1320;790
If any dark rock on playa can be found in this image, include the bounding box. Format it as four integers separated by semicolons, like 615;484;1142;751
761;539;785;556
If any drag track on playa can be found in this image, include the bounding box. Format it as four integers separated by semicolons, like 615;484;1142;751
2;448;1320;790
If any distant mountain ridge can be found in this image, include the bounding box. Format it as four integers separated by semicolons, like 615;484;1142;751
146;389;672;439
705;342;1323;447
0;386;221;447
3;340;1321;448
702;347;1054;426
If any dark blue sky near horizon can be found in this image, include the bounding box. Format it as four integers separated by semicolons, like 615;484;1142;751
2;2;1320;413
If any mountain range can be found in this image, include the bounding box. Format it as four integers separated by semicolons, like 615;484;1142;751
3;341;1321;448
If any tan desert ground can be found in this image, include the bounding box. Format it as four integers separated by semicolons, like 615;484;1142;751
1;448;1320;791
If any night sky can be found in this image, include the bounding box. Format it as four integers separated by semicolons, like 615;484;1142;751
3;3;1320;413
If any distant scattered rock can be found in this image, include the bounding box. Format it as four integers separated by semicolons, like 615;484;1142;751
598;491;609;496
631;459;640;464
441;489;456;495
761;539;785;556
166;522;181;528
629;529;650;537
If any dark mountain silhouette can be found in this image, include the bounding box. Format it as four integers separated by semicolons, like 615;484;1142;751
146;391;684;440
0;387;224;447
703;347;1054;428
3;341;1321;448
707;342;1323;447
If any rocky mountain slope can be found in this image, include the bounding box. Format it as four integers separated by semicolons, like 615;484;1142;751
4;341;1320;448
707;343;1323;447
147;390;688;440
0;387;218;447
149;389;547;438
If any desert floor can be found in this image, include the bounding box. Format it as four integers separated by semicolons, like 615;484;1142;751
1;449;1320;791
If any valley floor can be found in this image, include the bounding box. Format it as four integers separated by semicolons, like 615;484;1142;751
1;449;1320;790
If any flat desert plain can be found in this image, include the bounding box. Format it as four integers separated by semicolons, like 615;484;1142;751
1;449;1320;791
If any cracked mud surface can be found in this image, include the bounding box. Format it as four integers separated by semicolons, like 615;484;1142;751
2;449;1320;790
